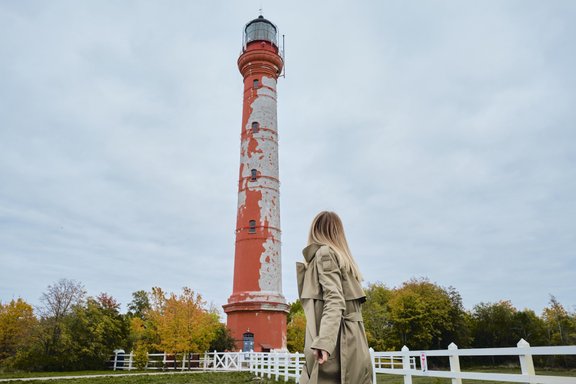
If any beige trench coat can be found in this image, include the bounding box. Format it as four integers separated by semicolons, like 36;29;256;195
296;243;373;384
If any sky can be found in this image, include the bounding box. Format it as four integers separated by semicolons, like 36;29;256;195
1;1;575;318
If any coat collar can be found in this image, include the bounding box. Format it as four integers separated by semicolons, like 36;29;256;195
302;243;322;263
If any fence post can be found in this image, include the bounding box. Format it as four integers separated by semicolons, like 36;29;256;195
272;351;280;381
401;346;413;384
369;347;377;384
113;351;118;371
448;343;462;384
128;351;134;371
517;339;536;379
295;353;301;383
284;352;289;382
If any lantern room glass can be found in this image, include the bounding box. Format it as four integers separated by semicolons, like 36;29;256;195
245;19;277;45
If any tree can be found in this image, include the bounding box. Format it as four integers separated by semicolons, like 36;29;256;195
148;287;220;365
127;290;151;320
442;286;473;349
385;278;457;350
362;283;393;350
512;309;547;346
31;279;87;370
286;300;305;352
388;287;428;348
542;295;576;346
472;300;518;348
39;279;86;320
66;293;129;369
287;312;306;353
0;299;37;364
208;323;236;352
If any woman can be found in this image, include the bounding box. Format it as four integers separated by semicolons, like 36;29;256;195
296;211;373;384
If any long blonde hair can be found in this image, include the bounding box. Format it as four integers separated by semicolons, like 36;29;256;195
307;211;363;282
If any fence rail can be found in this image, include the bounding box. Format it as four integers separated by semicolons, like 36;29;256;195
111;339;576;383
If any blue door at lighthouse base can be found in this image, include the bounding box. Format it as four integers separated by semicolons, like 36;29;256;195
243;332;254;352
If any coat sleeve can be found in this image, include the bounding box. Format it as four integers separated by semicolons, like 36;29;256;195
310;249;345;356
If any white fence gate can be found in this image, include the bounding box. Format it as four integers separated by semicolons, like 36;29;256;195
112;339;576;383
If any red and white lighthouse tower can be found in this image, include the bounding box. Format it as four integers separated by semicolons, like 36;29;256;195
223;15;289;352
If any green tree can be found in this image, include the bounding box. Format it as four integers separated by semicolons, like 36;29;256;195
127;290;151;320
66;293;129;370
386;278;457;350
34;279;86;371
512;309;547;346
288;300;303;323
388;287;428;348
9;281;130;372
472;300;518;349
362;283;393;350
441;286;473;349
208;323;236;352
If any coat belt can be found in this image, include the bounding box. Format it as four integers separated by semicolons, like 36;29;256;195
340;311;363;383
342;311;363;322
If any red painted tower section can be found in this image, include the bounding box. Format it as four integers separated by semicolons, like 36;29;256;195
223;15;289;352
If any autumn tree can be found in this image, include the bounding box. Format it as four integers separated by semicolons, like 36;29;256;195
0;299;37;364
542;295;576;346
127;290;157;355
287;301;305;352
148;287;220;365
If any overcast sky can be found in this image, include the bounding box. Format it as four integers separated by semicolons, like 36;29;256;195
1;1;575;318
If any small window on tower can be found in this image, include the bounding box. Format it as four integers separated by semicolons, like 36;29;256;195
250;169;257;181
251;121;259;133
249;220;256;233
253;79;259;89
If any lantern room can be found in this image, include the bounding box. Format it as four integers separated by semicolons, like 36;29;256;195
243;15;279;49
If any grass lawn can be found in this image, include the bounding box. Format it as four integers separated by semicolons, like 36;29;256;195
1;368;574;384
0;371;139;379
0;371;281;383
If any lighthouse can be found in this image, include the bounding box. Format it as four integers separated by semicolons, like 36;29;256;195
222;15;289;352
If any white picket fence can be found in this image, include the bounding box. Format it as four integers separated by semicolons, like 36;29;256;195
112;339;576;383
372;339;576;384
111;350;305;381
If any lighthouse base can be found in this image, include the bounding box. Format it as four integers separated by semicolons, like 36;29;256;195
223;293;289;352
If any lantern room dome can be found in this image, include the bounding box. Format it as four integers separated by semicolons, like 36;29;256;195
244;15;278;46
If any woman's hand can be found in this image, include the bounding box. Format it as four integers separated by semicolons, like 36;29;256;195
312;348;329;364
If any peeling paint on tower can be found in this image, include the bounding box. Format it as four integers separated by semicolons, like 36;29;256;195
223;15;289;352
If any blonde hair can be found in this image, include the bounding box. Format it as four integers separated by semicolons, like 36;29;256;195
307;211;363;282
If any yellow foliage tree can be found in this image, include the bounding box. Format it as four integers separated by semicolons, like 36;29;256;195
0;298;37;362
148;287;219;362
287;312;306;352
